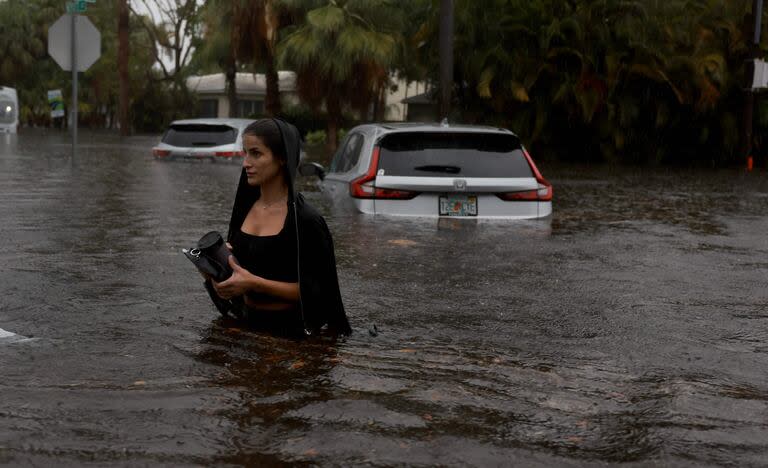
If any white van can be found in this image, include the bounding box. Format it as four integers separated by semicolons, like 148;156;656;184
0;86;19;134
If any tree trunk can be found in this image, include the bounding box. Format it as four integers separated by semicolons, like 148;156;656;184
117;0;130;136
264;56;281;117
742;0;764;165
371;86;380;122
263;0;281;117
438;0;454;120
326;94;341;154
226;61;237;118
374;83;387;121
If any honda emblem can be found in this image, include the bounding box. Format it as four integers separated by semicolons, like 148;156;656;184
453;179;467;191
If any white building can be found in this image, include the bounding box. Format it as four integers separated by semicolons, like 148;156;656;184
186;71;298;118
384;79;431;122
186;71;429;122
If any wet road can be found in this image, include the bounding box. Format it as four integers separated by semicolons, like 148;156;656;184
1;130;767;466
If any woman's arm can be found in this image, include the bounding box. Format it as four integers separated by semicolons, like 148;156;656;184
212;256;299;302
249;276;300;302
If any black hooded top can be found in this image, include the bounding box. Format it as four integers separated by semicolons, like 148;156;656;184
225;118;352;336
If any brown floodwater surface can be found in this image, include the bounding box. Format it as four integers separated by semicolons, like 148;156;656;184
1;130;767;466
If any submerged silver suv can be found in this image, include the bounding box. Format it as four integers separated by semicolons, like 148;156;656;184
152;118;254;160
301;122;552;219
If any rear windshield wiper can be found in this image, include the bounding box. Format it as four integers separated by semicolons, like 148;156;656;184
191;142;218;147
413;165;461;174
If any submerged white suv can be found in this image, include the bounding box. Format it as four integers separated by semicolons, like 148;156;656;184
152;118;255;160
300;122;552;219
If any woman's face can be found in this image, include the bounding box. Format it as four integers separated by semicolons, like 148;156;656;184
242;134;284;186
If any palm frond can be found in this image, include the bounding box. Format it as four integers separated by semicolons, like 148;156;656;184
307;4;345;33
510;81;530;103
477;67;495;98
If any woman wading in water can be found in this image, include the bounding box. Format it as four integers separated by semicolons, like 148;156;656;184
209;118;351;337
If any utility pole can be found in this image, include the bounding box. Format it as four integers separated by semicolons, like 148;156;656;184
743;0;764;170
438;0;454;121
118;0;130;136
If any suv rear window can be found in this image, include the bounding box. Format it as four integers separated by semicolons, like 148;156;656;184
377;132;533;178
162;124;237;147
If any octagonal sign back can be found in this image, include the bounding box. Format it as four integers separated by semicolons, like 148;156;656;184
48;14;101;72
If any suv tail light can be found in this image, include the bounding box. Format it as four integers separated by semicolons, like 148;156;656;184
496;183;552;201
350;146;419;200
215;151;245;158
371;188;419;200
153;148;170;157
496;147;553;202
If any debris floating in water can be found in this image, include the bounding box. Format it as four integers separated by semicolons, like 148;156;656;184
0;328;34;343
388;239;418;246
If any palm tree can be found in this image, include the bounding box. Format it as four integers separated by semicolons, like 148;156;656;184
438;0;453;119
413;0;756;163
278;0;404;151
233;0;289;117
196;0;238;116
196;0;291;117
0;0;60;124
0;1;47;84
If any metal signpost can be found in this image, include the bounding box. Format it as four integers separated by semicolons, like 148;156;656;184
47;1;100;157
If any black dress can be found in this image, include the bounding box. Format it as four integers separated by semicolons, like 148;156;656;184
230;207;298;286
229;206;304;336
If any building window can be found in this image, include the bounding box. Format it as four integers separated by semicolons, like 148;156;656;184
237;100;264;118
198;99;218;118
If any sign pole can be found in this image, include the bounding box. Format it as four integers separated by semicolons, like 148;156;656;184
71;13;78;157
48;3;101;157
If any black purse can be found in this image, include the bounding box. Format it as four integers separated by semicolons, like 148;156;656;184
183;231;242;317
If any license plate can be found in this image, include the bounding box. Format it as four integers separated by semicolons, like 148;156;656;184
439;195;478;216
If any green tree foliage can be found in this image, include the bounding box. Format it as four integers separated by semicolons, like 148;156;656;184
277;0;405;150
0;0;199;132
79;0;157;128
0;1;55;83
0;0;61;125
3;0;766;164
193;0;239;116
195;0;293;117
112;0;195;132
413;0;760;164
233;0;293;116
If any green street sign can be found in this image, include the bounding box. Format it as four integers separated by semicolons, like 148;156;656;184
66;0;96;14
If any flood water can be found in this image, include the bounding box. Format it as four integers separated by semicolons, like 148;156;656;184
1;130;767;466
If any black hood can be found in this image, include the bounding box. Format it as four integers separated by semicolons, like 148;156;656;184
275;117;302;197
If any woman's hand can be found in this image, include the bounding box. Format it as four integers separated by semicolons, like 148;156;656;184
212;256;260;300
200;244;232;281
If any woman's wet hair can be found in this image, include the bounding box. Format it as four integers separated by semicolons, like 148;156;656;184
242;119;287;164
